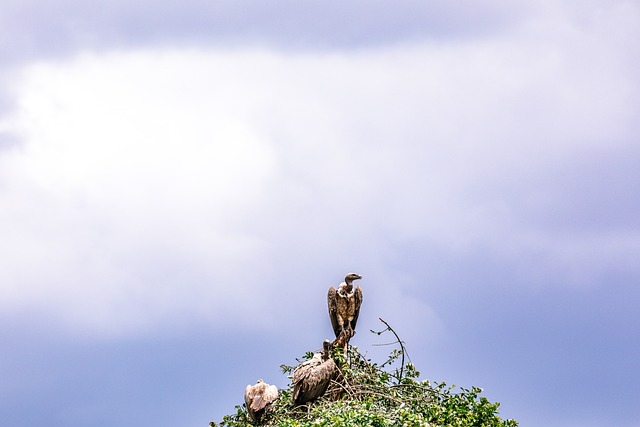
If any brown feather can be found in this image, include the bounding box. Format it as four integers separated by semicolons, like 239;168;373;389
327;286;340;337
292;341;337;405
244;380;278;423
327;274;363;339
351;284;363;331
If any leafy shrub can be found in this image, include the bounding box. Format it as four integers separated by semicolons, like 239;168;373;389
214;319;518;427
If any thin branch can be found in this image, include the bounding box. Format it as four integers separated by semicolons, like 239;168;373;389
371;341;402;347
377;317;406;381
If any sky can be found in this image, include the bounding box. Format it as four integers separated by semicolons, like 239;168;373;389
1;1;639;426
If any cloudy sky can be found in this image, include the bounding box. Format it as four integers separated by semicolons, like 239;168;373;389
1;1;639;426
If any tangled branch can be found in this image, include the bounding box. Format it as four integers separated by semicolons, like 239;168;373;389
371;317;410;381
216;319;519;427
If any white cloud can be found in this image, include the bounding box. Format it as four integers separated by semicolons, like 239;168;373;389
1;3;638;335
1;50;281;336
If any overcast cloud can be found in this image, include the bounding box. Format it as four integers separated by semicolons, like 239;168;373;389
1;1;639;427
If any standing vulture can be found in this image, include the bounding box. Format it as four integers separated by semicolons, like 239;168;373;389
327;273;363;341
292;340;337;406
244;379;278;424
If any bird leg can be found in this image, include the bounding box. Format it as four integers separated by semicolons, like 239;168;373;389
341;328;354;362
331;330;349;349
331;328;354;363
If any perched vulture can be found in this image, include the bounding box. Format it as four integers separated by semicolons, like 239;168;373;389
244;379;278;424
327;273;363;340
292;340;337;406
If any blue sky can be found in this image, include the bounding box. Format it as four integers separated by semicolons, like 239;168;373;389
1;1;639;426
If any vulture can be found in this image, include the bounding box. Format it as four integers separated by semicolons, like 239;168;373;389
327;273;363;341
244;379;278;424
292;340;337;406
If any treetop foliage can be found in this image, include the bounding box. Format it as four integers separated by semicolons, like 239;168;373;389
213;319;518;427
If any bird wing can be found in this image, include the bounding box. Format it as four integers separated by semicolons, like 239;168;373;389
251;394;266;412
244;385;258;421
264;385;278;405
293;354;321;382
350;284;363;331
244;384;253;408
292;353;322;404
292;363;307;387
305;359;338;402
294;359;337;404
327;286;341;337
292;368;305;403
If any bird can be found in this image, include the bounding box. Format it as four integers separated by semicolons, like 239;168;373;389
327;273;363;342
244;379;278;424
292;340;337;406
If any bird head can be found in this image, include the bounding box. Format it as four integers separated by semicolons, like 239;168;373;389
344;273;362;285
322;339;332;359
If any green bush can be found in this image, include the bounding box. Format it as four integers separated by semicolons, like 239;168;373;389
214;320;518;427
